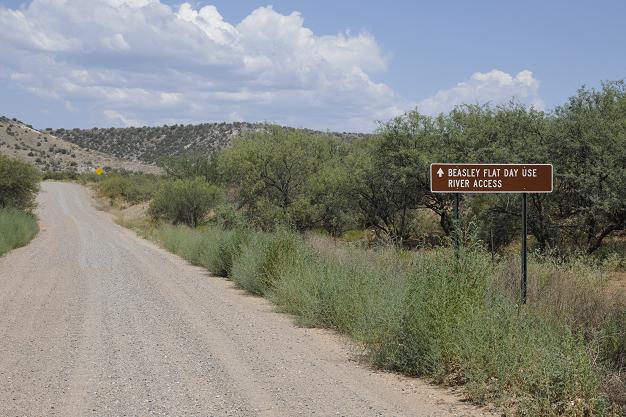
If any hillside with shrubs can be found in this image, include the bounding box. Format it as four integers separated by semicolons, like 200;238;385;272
0;117;158;174
52;122;368;164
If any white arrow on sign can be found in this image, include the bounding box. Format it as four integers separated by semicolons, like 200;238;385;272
436;168;444;178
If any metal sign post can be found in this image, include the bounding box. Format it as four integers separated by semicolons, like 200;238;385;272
521;193;528;304
453;193;460;261
430;163;553;304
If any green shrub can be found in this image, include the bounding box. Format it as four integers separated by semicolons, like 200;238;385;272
98;173;161;204
213;203;247;229
0;154;40;210
257;230;301;290
158;224;203;260
230;232;272;294
263;243;325;325
229;230;305;295
210;229;248;277
158;225;249;277
149;177;221;227
216;126;362;233
0;208;38;256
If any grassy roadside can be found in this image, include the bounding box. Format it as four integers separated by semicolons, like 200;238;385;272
115;215;624;416
0;208;38;256
0;155;40;257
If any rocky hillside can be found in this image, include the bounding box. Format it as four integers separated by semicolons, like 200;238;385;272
0;117;159;173
52;123;368;164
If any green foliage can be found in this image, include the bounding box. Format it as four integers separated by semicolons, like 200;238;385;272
157;225;204;261
345;105;546;242
213;203;247;229
218;126;355;232
89;80;626;412
149;177;221;227
549;81;626;253
256;230;301;291
306;160;361;236
494;254;626;378
98;173;162;204
158;154;218;183
354;88;625;253
0;154;40;210
158;225;247;279
467;194;518;252
211;229;248;277
344;113;439;242
441;102;554;251
230;232;273;294
0;208;38;256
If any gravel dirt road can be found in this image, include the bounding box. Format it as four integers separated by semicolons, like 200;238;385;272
0;182;490;416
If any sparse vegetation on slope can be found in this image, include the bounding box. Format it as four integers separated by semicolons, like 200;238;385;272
0;116;159;173
53;122;368;164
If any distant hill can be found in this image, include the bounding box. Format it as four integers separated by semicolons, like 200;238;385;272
52;123;369;164
0;117;159;173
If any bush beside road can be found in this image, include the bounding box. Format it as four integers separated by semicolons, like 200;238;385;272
0;154;40;256
0;208;38;256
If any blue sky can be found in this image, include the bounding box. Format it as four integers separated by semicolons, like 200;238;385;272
0;0;624;132
190;0;625;107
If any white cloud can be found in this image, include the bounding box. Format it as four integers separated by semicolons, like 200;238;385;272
0;1;546;131
176;4;238;46
418;69;544;115
100;33;131;51
103;109;144;127
0;0;401;131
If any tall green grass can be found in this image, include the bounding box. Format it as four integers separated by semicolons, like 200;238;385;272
0;208;38;256
154;225;622;416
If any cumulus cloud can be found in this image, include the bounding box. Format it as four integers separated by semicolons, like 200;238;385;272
418;69;544;115
103;109;144;127
0;1;545;131
0;0;401;131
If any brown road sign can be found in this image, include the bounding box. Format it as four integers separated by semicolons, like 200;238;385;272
430;163;553;193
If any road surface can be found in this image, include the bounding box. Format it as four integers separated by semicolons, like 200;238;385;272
0;182;488;416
